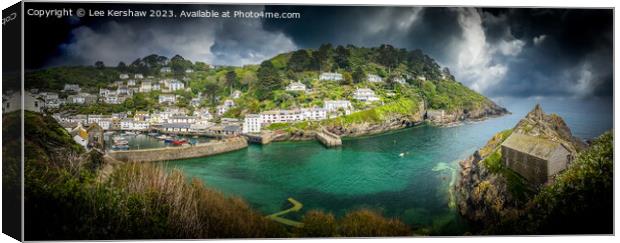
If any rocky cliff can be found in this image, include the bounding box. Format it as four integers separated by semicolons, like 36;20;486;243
326;99;507;137
455;104;586;233
426;100;508;125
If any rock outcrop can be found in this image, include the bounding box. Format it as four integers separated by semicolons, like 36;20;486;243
455;104;585;233
426;101;508;125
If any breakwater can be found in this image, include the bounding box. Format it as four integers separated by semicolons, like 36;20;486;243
316;128;342;147
108;137;248;162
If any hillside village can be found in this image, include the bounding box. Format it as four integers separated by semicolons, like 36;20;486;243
6;70;418;137
5;44;499;150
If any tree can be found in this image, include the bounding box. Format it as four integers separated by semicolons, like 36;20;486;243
334;45;351;70
256;61;282;100
352;66;366;84
203;82;220;105
288;49;312;72
95;61;105;69
342;72;353;85
316;43;334;72
377;44;398;73
170;54;192;76
386;73;399;89
194;62;211;72
225;70;237;94
117;62;128;73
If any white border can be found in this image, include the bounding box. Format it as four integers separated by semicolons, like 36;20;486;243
0;1;617;243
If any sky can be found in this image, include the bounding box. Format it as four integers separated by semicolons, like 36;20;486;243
24;3;613;99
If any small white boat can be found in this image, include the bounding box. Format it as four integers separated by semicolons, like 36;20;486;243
124;131;137;135
399;153;405;157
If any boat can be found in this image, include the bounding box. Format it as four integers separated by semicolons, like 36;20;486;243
171;139;187;146
112;144;129;150
124;131;137;135
112;135;127;142
157;135;171;140
148;132;159;136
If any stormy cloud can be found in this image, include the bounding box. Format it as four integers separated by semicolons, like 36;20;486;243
24;3;613;99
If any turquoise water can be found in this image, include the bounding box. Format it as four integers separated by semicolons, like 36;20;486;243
162;97;612;235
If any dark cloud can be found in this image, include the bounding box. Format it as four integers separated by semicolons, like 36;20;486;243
24;3;613;98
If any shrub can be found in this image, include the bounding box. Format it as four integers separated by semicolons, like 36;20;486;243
338;209;411;237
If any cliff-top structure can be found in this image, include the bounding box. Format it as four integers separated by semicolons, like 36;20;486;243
455;104;590;233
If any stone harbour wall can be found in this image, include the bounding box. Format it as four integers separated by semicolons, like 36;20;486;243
108;137;248;162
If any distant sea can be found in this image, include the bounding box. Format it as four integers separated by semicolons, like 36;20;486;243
163;96;613;235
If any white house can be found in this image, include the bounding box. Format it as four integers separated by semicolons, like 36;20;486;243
185;69;194;73
41;92;61;109
353;88;380;102
223;99;235;108
161;123;191;133
367;74;383;83
120;119;135;130
117;86;130;96
158;94;177;104
119;74;130;79
231;90;242;99
190;97;202;107
301;107;327;121
167;115;197;124
167;80;185;91
260;109;304;124
63;84;81;93
105;95;121;104
217;99;236;115
217;105;229;116
242;114;262;134
99;88;113;96
127;79;137;86
416;75;426;81
134;73;144;79
160;67;172;73
133;121;150;130
323;100;352;112
319;72;343;81
394;77;407;84
67;94;86;104
88;115;112;130
152;83;161;91
139;81;152;93
45;99;61;109
193;108;213;121
3;91;43;113
286;81;307;92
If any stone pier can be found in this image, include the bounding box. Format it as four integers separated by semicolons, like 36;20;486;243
315;128;342;148
107;137;248;162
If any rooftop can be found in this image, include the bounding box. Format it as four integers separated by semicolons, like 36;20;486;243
501;133;566;160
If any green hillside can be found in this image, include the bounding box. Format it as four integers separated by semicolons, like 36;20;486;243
24;44;499;120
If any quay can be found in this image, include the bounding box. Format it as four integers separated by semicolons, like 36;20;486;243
107;136;248;162
315;128;342;147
